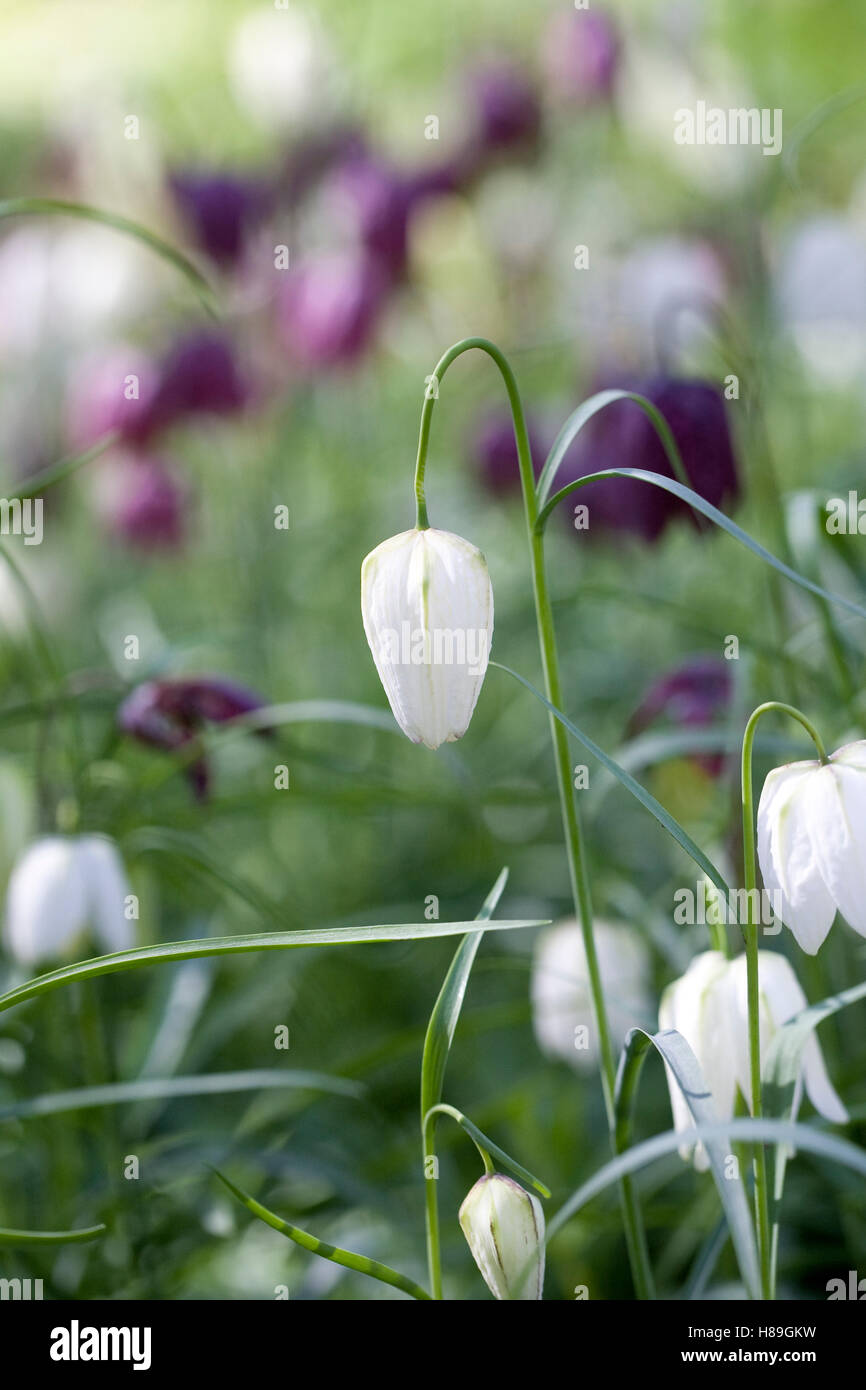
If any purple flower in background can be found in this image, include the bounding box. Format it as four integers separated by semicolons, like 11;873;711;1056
541;9;620;106
455;59;542;184
68;334;247;451
471;60;542;154
119;677;269;799
630;657;733;776
169;169;271;268
327;153;416;282
472;410;546;495
558;377;739;542
65;347;160;450
145;332;248;431
101;454;186;551
277;252;388;368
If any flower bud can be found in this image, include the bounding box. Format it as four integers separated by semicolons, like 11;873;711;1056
361;527;494;750
459;1174;545;1300
4;834;133;966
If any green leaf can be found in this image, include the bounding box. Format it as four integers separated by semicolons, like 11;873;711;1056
761;978;866;1286
491;661;730;897
548;1117;866;1267
0;916;548;1018
424;1102;551;1198
0;197;218;317
8;433;120;500
613;1027;760;1300
536;390;690;510
762;979;866;1120
0;1069;365;1122
419;868;515;1298
212;1168;432;1300
420;867;507;1128
0;1224;105;1246
536;467;866;624
684;1218;730;1301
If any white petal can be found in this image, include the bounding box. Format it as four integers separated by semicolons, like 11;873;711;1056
532;920;650;1073
459;1175;545;1300
361;528;493;750
807;762;866;939
77;835;134;953
757;762;836;954
659;952;733;1166
733;951;847;1125
802;1034;848;1124
4;837;89;964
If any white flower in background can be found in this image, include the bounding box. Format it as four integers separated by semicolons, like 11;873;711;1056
774;215;866;385
4;835;133;966
227;7;338;132
660;950;846;1171
531;919;652;1072
361;527;493;750
459;1174;545;1300
0;225;155;362
757;740;866;954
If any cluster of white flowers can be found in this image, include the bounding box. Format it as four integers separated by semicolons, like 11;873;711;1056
362;520;857;1253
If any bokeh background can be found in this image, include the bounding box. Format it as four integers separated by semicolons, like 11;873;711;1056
0;0;865;1299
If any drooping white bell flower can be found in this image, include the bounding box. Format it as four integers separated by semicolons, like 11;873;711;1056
531;919;652;1073
4;835;133;967
659;950;846;1171
757;740;866;954
361;527;493;750
459;1174;545;1300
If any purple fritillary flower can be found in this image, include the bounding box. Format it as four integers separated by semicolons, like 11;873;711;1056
471;59;542;153
327;153;416;282
630;656;733;776
144;332;248;432
65;347;161;450
277;251;388;369
169;169;271;268
541;9;620;107
119;677;269;800
557;377;739;542
103;454;186;551
472;410;547;495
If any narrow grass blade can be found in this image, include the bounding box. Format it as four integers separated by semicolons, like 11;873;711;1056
0;1069;365;1122
762;979;866;1284
492;661;729;896
548;1119;866;1252
425;1103;551;1197
420;867;508;1126
536;467;866;623
0;1224;105;1246
0;916;548;1018
0;197;217;316
8;433;119;500
536;389;690;509
614;1027;760;1299
213;1169;431;1300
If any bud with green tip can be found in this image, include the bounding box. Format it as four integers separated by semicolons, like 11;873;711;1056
361;527;494;750
458;1173;545;1300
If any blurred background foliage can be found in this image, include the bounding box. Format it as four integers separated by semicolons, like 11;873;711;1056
0;0;865;1299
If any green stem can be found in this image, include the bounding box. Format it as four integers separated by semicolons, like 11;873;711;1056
422;1111;443;1299
740;701;828;1301
414;338;654;1299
